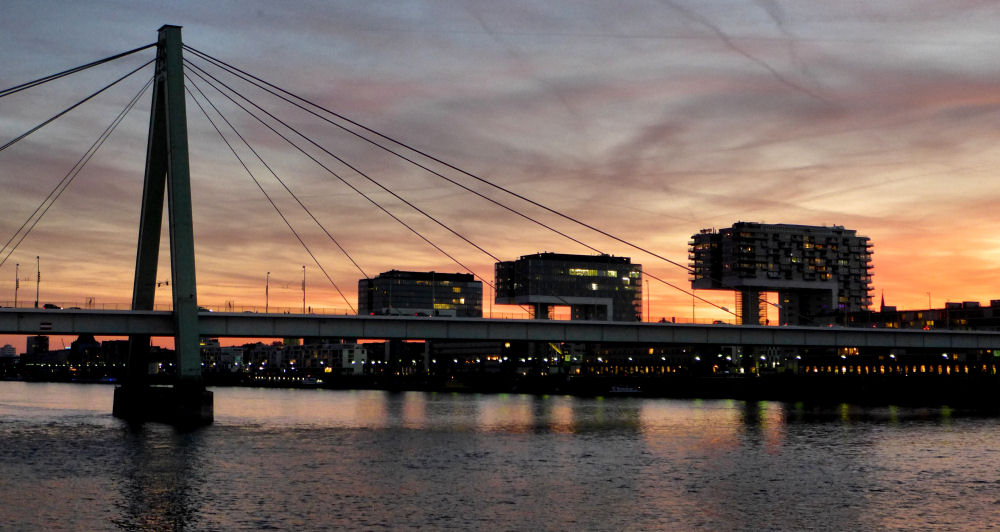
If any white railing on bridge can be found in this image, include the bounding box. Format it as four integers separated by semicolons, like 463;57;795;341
0;300;739;325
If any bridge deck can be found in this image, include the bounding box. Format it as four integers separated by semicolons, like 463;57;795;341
3;308;1000;349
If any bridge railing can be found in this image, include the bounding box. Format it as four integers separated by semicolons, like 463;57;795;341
0;300;739;325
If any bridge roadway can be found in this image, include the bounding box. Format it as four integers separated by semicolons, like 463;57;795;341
3;307;1000;350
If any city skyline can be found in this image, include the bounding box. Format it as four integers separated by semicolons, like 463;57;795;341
3;2;1000;350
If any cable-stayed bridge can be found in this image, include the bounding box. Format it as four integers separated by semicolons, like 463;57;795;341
3;26;999;424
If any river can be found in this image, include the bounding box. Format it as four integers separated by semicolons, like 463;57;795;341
0;381;997;530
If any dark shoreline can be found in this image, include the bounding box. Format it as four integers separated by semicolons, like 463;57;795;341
227;373;1000;410
8;373;999;411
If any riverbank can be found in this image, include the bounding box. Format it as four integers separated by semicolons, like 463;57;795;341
8;371;999;409
237;372;1000;409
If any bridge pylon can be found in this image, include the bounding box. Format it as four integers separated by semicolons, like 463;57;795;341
113;25;212;426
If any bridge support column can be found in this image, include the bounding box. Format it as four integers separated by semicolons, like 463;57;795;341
114;25;212;426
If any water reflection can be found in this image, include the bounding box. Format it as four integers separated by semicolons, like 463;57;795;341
400;391;427;429
476;394;536;432
114;423;205;530
545;395;575;433
737;401;787;453
218;388;392;428
639;399;741;454
781;401;971;425
2;382;998;531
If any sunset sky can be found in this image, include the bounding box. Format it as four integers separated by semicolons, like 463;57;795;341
3;1;1000;349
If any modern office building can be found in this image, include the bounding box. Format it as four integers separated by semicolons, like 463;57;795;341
358;270;483;317
495;252;642;321
689;222;873;325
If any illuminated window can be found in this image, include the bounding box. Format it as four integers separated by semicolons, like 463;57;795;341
569;268;598;276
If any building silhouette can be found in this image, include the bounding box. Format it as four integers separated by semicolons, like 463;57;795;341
358;270;483;317
26;335;49;356
690;222;873;325
495;252;642;321
841;299;1000;330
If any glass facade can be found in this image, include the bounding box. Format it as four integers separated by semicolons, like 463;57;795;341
495;253;642;321
690;222;873;325
358;270;483;317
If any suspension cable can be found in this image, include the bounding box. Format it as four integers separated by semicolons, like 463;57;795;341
0;59;154;154
182;60;505;298
184;83;357;313
185;73;370;281
0;76;153;269
184;57;503;265
184;45;604;256
0;43;155;99
185;61;544;315
184;47;739;316
182;46;661;263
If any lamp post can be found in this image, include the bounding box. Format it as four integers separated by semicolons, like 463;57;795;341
34;256;39;309
266;271;270;314
14;263;18;308
302;265;306;314
691;289;695;323
645;279;650;322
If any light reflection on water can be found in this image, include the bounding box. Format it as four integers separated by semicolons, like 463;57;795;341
1;382;998;531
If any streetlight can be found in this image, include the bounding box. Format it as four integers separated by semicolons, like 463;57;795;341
13;263;18;308
266;272;270;314
34;256;39;309
302;265;306;314
691;289;695;322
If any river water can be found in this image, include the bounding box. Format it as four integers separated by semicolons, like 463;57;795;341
0;381;998;530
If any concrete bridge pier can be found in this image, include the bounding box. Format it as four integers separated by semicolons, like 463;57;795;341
111;25;212;426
